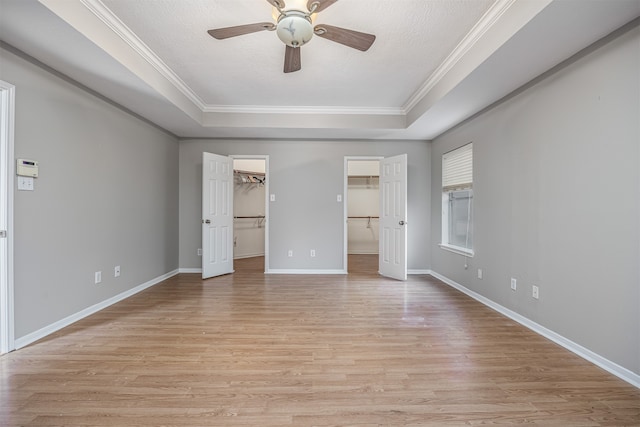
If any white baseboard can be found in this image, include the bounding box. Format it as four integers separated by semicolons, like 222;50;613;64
409;269;432;275
234;253;265;259
14;269;179;350
429;270;640;389
266;269;347;275
181;267;430;275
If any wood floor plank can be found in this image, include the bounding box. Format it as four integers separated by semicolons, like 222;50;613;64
1;255;638;426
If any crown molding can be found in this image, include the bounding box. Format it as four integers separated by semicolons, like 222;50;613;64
80;0;407;119
81;0;208;111
55;0;544;126
202;104;405;116
78;0;521;120
402;0;516;113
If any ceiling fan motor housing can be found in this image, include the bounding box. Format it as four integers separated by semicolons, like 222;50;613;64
276;11;313;47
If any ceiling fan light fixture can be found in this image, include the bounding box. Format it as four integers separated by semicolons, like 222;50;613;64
276;11;314;47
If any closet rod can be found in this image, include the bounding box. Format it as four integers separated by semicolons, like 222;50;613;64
234;169;265;177
234;215;265;219
348;216;379;219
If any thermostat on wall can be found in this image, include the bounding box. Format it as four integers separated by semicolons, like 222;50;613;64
17;159;38;177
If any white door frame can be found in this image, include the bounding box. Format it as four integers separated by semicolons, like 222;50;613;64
0;81;15;355
343;156;383;273
230;155;270;273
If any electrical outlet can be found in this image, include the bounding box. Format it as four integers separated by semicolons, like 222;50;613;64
288;250;293;257
95;271;102;284
532;285;539;299
114;266;120;277
477;268;483;279
310;249;316;257
511;278;517;291
270;194;276;202
337;194;342;202
197;248;202;256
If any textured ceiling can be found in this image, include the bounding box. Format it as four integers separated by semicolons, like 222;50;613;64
1;0;639;140
101;0;494;109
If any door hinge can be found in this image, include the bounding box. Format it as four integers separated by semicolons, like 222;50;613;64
0;230;6;238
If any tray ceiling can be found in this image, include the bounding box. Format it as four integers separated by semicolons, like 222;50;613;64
1;0;639;140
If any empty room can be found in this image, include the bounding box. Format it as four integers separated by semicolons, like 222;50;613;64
0;0;639;425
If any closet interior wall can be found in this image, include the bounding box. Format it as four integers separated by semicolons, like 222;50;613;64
233;159;265;259
347;161;379;255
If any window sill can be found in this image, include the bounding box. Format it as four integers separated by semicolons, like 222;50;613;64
439;243;474;258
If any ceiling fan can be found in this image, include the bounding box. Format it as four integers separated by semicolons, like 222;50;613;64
207;0;376;73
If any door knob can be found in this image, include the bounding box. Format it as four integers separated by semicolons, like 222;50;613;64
202;219;211;224
399;220;406;226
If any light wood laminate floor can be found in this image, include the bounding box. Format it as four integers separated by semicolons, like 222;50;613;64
2;255;638;426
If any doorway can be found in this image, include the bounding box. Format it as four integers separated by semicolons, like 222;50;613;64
344;155;408;280
344;158;381;274
232;156;269;273
0;81;15;355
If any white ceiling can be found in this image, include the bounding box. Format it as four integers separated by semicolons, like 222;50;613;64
1;0;639;140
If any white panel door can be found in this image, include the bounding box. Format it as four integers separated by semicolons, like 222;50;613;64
202;152;234;279
379;154;407;281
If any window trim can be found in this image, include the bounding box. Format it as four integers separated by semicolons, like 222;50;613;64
439;243;474;257
440;143;473;255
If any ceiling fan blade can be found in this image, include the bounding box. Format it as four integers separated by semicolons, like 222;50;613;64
284;45;301;73
308;0;338;13
314;24;375;51
265;0;285;8
208;22;275;40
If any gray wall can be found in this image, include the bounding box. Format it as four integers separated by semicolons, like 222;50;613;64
1;47;180;339
179;140;431;271
430;27;639;374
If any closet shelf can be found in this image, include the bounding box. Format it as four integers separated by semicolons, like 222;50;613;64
348;175;379;188
234;169;265;184
235;169;265;176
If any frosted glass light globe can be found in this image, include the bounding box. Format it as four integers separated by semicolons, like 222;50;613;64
276;12;313;47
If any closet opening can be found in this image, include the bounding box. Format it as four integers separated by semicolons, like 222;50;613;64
345;158;381;274
232;157;268;273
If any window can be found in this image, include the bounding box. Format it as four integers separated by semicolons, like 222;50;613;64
441;143;473;256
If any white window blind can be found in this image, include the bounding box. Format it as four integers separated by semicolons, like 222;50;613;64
442;143;473;191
